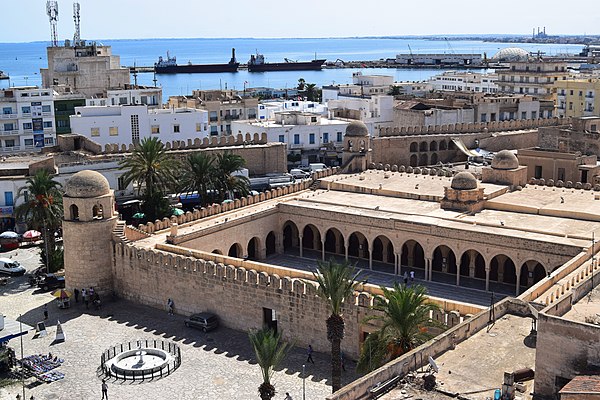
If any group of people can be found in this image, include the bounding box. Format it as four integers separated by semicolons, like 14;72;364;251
73;287;101;310
402;270;415;285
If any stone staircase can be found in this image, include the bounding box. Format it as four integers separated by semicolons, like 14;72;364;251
112;220;130;244
309;179;321;191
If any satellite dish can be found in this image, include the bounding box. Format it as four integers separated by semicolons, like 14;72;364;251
428;356;439;373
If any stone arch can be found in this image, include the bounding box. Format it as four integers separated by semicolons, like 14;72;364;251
429;141;438;151
247;236;260;260
439;140;447;151
266;231;276;256
302;224;322;251
533;262;547;283
460;250;486;278
519;260;547;288
372;235;394;264
92;204;104;219
409;154;418;167
324;227;345;255
410;142;418;152
70;204;79;221
430;153;439;165
228;243;243;258
490;254;516;284
401;239;425;269
348;231;369;259
283;220;299;250
432;245;457;275
419;141;428;152
419;153;428;166
448;140;457;150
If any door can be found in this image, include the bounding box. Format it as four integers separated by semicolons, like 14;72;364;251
262;308;277;333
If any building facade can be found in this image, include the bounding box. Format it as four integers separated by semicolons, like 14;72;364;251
554;78;600;118
426;71;498;94
497;60;569;97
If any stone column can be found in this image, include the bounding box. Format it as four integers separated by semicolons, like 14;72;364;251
426;257;432;281
321;239;326;261
299;233;303;258
368;242;373;270
344;243;349;262
456;263;461;286
396;252;401;276
275;234;284;254
469;251;476;278
485;263;491;292
515;266;521;296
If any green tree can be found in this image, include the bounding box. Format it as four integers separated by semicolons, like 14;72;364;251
119;137;179;220
305;83;321;102
297;78;306;91
14;170;63;272
311;259;362;393
248;328;291;400
356;283;441;373
179;152;216;207
214;152;250;202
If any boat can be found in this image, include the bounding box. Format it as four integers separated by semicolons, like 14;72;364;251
247;52;326;72
154;48;239;74
0;71;8;80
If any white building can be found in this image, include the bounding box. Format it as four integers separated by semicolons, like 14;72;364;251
0;87;57;153
426;71;498;93
87;87;162;108
70;104;209;147
393;53;482;66
322;73;393;103
257;100;327;120
232;112;349;165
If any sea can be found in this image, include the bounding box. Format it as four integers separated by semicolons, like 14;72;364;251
0;37;584;98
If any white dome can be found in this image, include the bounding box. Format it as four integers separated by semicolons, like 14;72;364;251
491;47;530;62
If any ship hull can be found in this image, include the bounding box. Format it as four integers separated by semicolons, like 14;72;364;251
155;63;239;74
247;59;326;72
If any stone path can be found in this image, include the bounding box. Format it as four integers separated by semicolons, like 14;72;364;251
0;247;359;400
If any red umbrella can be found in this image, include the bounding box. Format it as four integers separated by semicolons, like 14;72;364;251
23;230;41;239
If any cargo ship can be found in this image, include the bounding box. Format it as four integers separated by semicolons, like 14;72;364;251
0;71;8;80
247;52;326;72
154;48;239;74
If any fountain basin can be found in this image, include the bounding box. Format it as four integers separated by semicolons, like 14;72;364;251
106;348;172;376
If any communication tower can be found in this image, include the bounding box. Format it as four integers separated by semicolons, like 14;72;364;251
46;1;59;47
73;2;82;46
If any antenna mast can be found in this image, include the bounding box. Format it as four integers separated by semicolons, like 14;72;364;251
46;1;59;47
73;1;81;46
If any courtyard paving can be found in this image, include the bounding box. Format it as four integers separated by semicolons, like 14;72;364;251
0;247;360;400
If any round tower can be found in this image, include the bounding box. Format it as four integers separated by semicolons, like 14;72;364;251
63;170;117;295
342;120;371;172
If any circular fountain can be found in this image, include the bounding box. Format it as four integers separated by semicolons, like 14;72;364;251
101;340;181;381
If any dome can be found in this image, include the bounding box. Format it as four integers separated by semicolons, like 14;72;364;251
451;171;478;190
64;170;110;198
345;121;369;137
490;47;530;62
491;150;519;170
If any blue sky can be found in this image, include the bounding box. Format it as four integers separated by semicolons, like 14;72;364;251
4;0;599;43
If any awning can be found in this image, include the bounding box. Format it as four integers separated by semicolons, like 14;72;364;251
0;317;33;343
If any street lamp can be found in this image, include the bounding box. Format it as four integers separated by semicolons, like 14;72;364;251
302;364;306;400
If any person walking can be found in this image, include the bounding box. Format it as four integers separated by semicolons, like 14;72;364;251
306;344;315;364
284;393;293;400
43;304;48;321
167;298;174;315
410;270;415;283
101;379;108;399
73;288;80;303
82;288;89;309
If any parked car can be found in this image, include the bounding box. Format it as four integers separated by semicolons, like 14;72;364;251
290;169;311;180
0;258;26;276
184;312;219;332
37;274;65;291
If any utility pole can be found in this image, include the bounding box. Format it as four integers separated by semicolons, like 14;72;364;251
302;364;306;400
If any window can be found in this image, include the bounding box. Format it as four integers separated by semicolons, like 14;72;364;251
568;102;573;111
44;137;54;145
131;115;139;142
591;124;597;132
294;134;300;145
151;125;160;134
57;120;68;128
309;133;315;144
109;127;119;136
43;121;52;128
311;117;317;123
23;122;32;130
5;139;15;147
570;90;574;95
2;107;12;115
21;106;31;114
534;165;542;179
323;132;329;143
196;123;202;132
4;192;14;206
209;111;218;122
3;123;14;131
558;168;565;181
521;112;527;119
337;132;343;142
42;105;51;113
480;113;487;123
24;139;33;146
531;111;537;119
173;124;180;133
210;125;218;135
278;135;285;143
119;97;128;105
91;127;100;137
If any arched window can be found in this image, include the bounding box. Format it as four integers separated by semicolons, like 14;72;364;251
92;204;104;220
70;204;79;221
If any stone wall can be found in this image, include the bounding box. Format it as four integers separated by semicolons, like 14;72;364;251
534;313;600;398
539;125;600;156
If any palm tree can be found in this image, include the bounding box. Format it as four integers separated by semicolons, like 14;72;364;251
119;137;179;220
311;259;362;393
14;170;63;272
248;328;291;400
356;283;441;373
179;152;216;206
214;152;250;202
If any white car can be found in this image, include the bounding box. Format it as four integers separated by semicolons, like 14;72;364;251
0;258;26;276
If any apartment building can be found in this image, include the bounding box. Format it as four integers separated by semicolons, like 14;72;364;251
497;60;568;97
554;78;600;118
0;87;57;153
426;71;498;94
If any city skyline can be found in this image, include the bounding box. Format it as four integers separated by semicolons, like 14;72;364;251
2;0;599;43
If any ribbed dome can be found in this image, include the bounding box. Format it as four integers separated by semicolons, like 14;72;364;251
345;121;369;137
64;170;110;198
451;171;478;190
491;150;519;170
490;47;530;62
